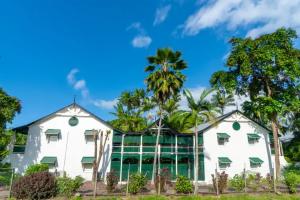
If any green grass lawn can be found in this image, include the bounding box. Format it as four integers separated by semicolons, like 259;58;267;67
58;194;300;200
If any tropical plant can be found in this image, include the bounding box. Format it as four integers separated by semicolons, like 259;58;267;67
211;171;228;194
25;163;49;176
175;175;193;194
210;28;300;179
110;89;152;132
284;171;300;193
0;88;21;161
144;48;187;194
229;174;245;192
56;176;84;198
211;90;235;115
106;170;119;193
183;88;218;194
128;172;147;194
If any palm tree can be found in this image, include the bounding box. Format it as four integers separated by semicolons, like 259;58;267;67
145;48;187;193
211;90;235;115
183;88;218;194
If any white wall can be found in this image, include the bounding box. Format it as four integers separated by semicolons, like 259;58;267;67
202;112;273;184
6;105;113;181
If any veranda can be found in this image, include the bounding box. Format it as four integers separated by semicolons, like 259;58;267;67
110;127;205;182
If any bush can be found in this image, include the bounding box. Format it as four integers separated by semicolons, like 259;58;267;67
128;172;147;194
106;170;119;193
284;171;300;193
12;171;56;199
56;176;84;198
211;171;228;194
175;175;193;194
261;173;274;192
25;164;49;176
246;173;262;191
155;168;171;193
229;174;245;192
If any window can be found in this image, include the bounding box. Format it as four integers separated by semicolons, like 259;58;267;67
45;129;60;143
247;133;261;144
81;157;95;172
84;130;95;142
40;156;57;168
218;157;232;169
217;133;230;145
249;157;263;168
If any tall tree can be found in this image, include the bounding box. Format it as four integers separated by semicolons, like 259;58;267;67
145;48;187;193
211;90;235;115
210;28;300;179
110;89;152;132
0;88;21;161
183;88;217;194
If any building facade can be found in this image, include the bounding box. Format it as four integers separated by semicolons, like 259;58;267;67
4;104;286;184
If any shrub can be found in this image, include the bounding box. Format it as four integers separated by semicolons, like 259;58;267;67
284;171;300;193
175;175;193;194
12;171;56;199
128;172;147;194
106;170;119;193
261;173;274;192
246;173;262;191
25;163;49;176
211;171;228;194
229;174;245;192
155;168;171;193
56;176;84;198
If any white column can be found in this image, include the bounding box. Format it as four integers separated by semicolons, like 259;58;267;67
139;135;142;173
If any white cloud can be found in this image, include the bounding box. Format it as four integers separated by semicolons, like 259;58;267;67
182;0;300;38
153;5;171;26
66;69;116;109
132;36;152;48
128;22;152;48
92;99;118;110
74;80;86;90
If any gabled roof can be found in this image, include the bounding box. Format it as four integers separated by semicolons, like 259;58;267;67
197;110;272;133
13;103;122;134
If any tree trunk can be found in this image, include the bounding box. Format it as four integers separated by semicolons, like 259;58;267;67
271;115;281;180
194;120;199;195
151;109;163;195
92;130;98;183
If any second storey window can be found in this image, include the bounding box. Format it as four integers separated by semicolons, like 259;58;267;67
218;157;232;169
249;157;264;168
45;129;60;143
217;133;230;145
247;133;261;144
84;130;95;142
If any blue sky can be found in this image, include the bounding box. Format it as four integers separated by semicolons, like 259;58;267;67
1;0;300;127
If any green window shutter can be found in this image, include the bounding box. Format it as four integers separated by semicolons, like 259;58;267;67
124;135;141;145
13;145;25;154
218;157;232;168
217;133;230;139
247;133;261;143
45;129;60;136
159;134;175;145
84;130;94;136
142;135;157;145
81;157;95;164
199;154;205;180
249;157;263;167
177;135;193;146
41;157;57;165
113;133;122;143
198;133;203;145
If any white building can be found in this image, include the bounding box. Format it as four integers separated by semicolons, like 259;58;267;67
5;103;286;184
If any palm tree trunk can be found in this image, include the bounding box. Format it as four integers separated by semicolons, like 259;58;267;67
151;109;162;195
194;120;199;195
271;115;281;180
